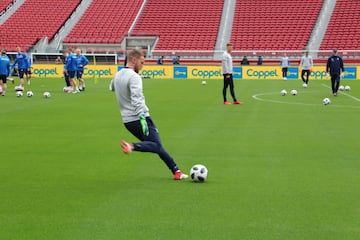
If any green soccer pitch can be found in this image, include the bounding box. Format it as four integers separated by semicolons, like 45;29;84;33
1;77;360;240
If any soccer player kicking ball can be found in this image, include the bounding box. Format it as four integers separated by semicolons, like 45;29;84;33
222;43;242;105
110;49;188;180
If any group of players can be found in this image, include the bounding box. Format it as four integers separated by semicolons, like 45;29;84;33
0;47;32;96
0;46;89;96
280;49;344;96
62;47;89;93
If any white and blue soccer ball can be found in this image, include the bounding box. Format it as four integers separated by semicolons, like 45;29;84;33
190;164;208;182
201;80;207;85
26;91;34;97
290;89;298;96
323;98;331;105
43;92;51;98
339;85;345;91
16;91;23;97
280;89;287;96
345;85;351;91
302;83;308;88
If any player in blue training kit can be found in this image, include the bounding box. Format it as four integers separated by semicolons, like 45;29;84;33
326;48;344;96
11;47;28;89
0;49;11;96
25;56;32;85
62;51;71;92
64;48;79;93
75;48;89;91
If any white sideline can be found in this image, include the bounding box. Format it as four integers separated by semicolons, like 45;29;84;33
321;84;360;102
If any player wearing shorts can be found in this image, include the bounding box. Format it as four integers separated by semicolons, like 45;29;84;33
64;48;79;93
62;51;71;92
0;49;11;96
110;49;188;180
11;46;28;90
75;48;89;91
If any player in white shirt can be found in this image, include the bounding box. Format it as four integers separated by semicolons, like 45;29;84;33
222;43;242;105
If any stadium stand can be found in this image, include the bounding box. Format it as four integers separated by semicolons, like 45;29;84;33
0;0;80;52
132;0;223;51
320;0;360;50
231;0;323;51
64;0;143;45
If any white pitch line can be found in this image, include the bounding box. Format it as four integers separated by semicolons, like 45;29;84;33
252;92;320;107
252;91;360;109
321;83;360;102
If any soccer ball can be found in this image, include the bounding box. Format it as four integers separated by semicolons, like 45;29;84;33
16;91;23;97
280;89;287;96
323;98;331;105
201;80;207;85
43;92;51;98
26;91;34;97
290;89;298;96
302;83;308;88
0;86;3;94
345;85;351;91
190;164;208;182
63;86;69;92
339;85;344;91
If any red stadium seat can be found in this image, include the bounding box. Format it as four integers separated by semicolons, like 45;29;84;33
320;0;360;50
64;0;142;45
231;0;324;51
0;0;80;52
132;0;223;51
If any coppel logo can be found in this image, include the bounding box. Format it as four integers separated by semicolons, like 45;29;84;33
191;68;222;79
310;70;327;79
174;66;187;78
84;68;113;78
247;68;279;79
233;67;242;79
33;67;59;77
287;67;298;79
140;69;167;78
343;67;356;80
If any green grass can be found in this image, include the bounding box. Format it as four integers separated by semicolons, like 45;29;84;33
1;77;360;240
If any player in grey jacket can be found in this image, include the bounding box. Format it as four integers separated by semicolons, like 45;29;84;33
300;50;313;86
110;49;188;180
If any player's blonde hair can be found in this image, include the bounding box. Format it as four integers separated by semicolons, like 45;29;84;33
128;49;143;60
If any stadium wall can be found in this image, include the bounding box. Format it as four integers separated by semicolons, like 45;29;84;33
31;64;359;80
